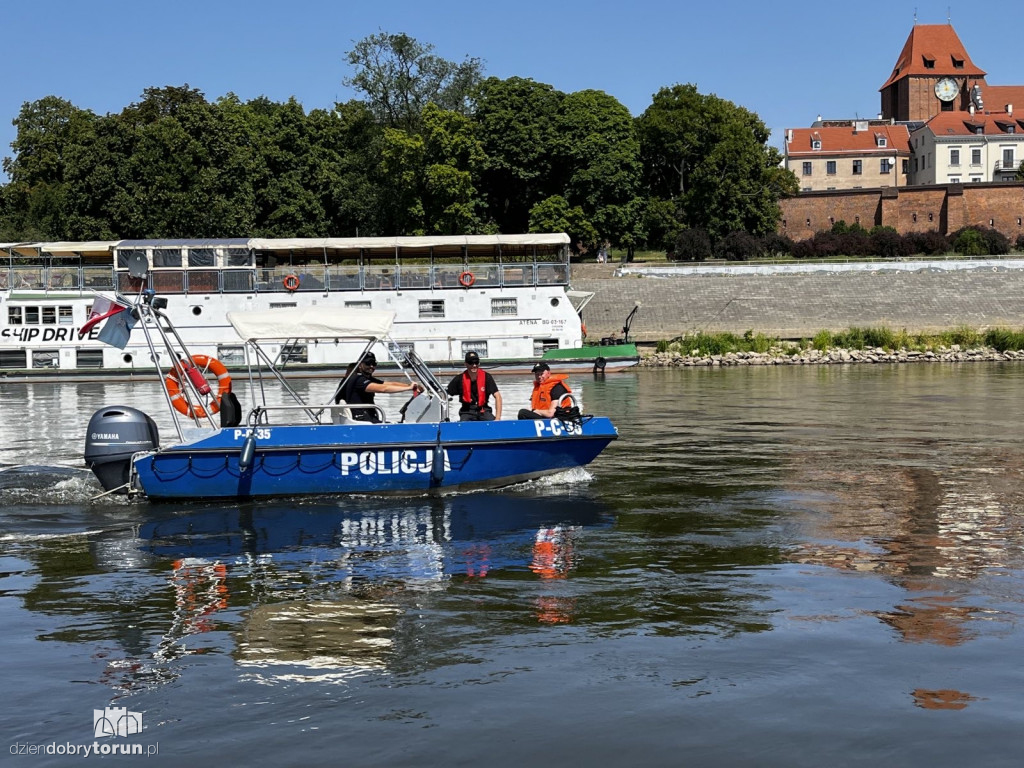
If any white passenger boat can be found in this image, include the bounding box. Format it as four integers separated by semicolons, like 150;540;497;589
0;234;639;380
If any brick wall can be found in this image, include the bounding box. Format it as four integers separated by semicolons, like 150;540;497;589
779;183;1024;242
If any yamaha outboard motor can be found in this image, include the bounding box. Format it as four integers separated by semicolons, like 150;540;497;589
84;405;159;492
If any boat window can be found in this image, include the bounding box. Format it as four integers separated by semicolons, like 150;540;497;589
462;341;488;358
24;307;40;324
59;306;74;325
224;248;252;267
153;249;182;268
8;306;23;325
188;248;216;267
31;350;59;368
345;301;372;309
491;298;518;316
281;343;308;363
533;339;559;355
418;300;445;318
117;249;147;269
76;349;104;368
0;350;28;369
216;345;245;366
41;307;56;324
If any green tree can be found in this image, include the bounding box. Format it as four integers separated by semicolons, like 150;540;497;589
528;195;598;254
471;76;564;233
637;84;797;243
554;89;643;249
344;32;484;132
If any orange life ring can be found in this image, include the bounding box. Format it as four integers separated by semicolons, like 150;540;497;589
165;355;231;419
283;274;300;291
459;271;475;287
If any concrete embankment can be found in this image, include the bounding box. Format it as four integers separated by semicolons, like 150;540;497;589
570;260;1024;343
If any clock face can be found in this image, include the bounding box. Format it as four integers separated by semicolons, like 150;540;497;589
935;77;959;102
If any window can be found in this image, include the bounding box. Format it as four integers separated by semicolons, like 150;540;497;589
826;161;837;175
59;306;73;325
345;300;372;309
418;300;445;318
902;159;909;174
24;307;40;324
268;302;297;309
949;177;961;183
950;149;960;166
971;177;982;183
852;160;862;175
41;307;56;324
216;345;246;365
812;140;822;150
1004;149;1015;167
462;341;487;358
877;137;887;148
802;162;812;175
491;298;517;316
941;101;954;112
880;159;892;174
76;349;104;369
280;343;307;364
32;350;59;368
923;57;935;69
1008;125;1017;134
8;306;22;325
972;148;982;165
952;57;964;69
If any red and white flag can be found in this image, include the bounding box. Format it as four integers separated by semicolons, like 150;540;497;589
79;296;127;336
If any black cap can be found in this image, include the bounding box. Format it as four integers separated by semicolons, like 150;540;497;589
362;351;377;365
531;362;550;374
465;351;480;364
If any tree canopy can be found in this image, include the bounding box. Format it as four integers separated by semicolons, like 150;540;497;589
0;32;795;252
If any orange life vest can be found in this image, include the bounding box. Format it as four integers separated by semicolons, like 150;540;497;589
531;374;571;412
460;368;488;407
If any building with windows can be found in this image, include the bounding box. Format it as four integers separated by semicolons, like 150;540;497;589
784;122;910;191
778;21;1024;241
910;111;1024;185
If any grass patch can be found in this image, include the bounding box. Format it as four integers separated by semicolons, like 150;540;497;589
655;325;1024;355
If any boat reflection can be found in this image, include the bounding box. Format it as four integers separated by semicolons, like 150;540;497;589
135;491;611;684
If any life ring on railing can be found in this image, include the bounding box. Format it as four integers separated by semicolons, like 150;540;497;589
165;355;231;419
283;274;300;291
459;271;475;287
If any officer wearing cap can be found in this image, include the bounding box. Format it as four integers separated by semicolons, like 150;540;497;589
446;351;502;421
334;351;422;423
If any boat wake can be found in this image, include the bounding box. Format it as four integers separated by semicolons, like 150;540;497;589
0;465;107;506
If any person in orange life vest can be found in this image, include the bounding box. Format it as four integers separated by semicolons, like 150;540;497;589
518;362;571;420
446;351;502;421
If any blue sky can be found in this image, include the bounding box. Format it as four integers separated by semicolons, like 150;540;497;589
2;1;1018;181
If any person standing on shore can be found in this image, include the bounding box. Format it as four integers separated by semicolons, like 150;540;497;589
446;351;502;421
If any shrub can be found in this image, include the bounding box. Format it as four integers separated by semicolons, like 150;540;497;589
812;329;833;351
979;227;1010;255
985;327;1024;352
670;228;713;262
951;227;987;256
791;239;816;259
906;230;949;256
762;232;794;257
717;230;761;261
870;229;910;258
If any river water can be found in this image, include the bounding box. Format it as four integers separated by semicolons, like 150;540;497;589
3;365;1024;766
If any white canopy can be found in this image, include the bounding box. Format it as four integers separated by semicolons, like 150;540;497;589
227;307;395;342
247;233;570;251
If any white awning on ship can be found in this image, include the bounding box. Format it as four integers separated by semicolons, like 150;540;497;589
227;307;396;342
41;241;121;256
247;233;570;251
567;290;595;313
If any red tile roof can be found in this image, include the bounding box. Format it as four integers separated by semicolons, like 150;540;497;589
880;24;986;90
985;85;1024;112
786;125;911;157
923;111;1024;137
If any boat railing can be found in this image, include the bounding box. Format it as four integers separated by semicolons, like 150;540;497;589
2;261;571;295
248;402;384;426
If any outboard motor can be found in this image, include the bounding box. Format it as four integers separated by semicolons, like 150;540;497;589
84;405;159;492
